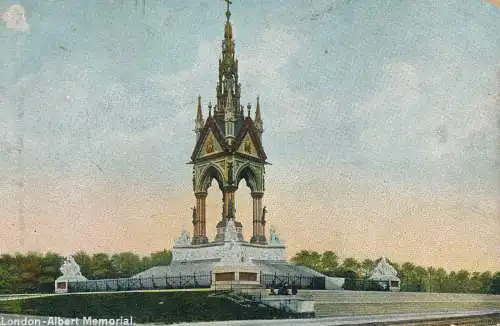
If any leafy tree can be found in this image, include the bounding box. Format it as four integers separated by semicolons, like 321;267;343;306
110;252;142;278
488;272;500;294
4;253;24;293
467;271;483;293
73;251;92;277
444;271;458;292
0;248;497;295
17;252;43;293
399;262;416;291
150;250;172;267
412;266;428;292
478;271;492;293
320;251;339;275
342;257;360;272
0;264;13;293
308;251;322;271
291;250;322;271
38;253;63;292
141;256;152;271
360;259;375;279
89;253;112;279
455;270;470;293
430;267;447;293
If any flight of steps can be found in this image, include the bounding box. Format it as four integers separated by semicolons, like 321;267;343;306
297;290;500;318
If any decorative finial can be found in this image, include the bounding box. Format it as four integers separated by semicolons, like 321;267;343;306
247;103;251;117
255;95;262;123
196;95;203;123
208;101;212;116
225;0;232;22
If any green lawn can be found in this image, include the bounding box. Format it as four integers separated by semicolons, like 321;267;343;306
0;291;303;324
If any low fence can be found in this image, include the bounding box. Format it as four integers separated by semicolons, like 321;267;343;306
68;273;212;293
261;273;326;290
67;274;397;293
67;272;327;293
342;278;391;291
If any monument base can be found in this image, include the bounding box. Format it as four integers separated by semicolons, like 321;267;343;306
134;223;325;282
54;256;88;293
134;221;326;289
211;264;262;294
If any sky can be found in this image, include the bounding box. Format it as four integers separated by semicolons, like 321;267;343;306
0;0;499;272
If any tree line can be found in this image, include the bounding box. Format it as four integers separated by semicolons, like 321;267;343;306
291;250;500;294
0;250;172;293
0;249;498;294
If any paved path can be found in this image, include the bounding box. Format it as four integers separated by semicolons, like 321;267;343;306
1;310;499;325
0;294;56;301
4;311;495;325
170;309;500;325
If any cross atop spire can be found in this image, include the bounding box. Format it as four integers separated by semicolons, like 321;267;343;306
225;0;232;22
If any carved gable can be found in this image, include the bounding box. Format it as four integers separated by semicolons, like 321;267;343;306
197;130;223;158
237;133;259;158
231;118;267;162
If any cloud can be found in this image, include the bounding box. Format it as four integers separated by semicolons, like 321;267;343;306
1;5;30;32
1;0;498;271
237;26;338;133
152;25;322;134
350;58;497;190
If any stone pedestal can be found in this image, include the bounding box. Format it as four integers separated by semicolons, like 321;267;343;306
215;218;244;242
172;219;286;262
211;265;262;294
369;256;401;292
55;256;87;293
54;280;69;294
210;219;263;293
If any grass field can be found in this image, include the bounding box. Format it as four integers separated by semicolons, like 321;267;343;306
0;291;302;324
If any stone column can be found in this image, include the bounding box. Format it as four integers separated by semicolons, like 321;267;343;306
250;192;266;244
222;188;236;218
192;192;208;244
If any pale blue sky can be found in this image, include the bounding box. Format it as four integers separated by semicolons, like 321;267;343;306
1;0;498;271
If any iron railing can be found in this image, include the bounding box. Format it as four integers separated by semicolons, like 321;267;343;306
67;272;328;293
342;278;391;291
260;273;326;290
68;273;212;293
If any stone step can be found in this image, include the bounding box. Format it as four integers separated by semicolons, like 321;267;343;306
314;301;500;318
298;290;500;304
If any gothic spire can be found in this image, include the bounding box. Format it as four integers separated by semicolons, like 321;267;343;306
255;96;262;122
222;0;235;75
216;0;241;119
195;95;204;139
196;95;203;122
254;96;263;136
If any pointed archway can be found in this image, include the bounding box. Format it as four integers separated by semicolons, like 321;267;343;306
235;164;266;244
192;164;224;245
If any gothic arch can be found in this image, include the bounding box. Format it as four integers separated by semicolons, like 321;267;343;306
198;164;224;193
235;163;261;193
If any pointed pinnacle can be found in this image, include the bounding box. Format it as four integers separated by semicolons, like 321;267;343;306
196;95;203;121
255;95;262;122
